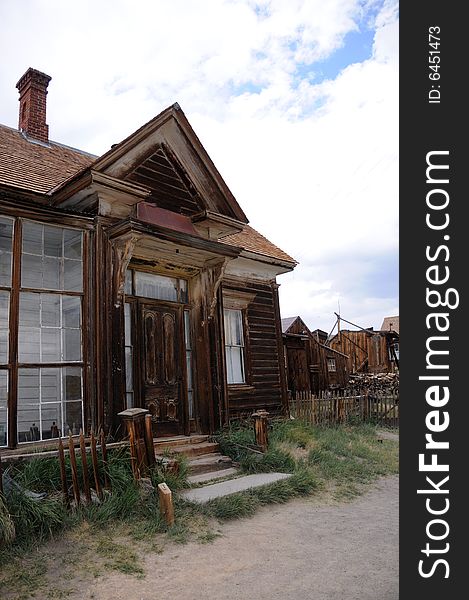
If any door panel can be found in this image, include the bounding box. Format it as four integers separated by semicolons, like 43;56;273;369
140;302;185;436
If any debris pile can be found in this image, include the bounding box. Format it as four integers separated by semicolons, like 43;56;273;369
348;372;399;394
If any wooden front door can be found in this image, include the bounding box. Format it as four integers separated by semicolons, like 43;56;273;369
140;301;186;437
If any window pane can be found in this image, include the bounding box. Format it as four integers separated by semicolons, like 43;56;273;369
22;221;42;255
226;346;245;384
63;329;81;361
21;222;83;292
64;402;82;436
184;310;191;350
41;403;62;440
18;369;39;406
0;251;12;287
0;292;9;363
18;327;40;362
64;229;82;259
21;253;43;288
17;406;40;443
232;310;244;346
179;279;188;303
63;367;82;401
41;368;61;402
124;303;132;345
44;226;63;257
43;257;61;289
0;216;12;286
135;271;178;301
42;328;61;362
42;294;61;327
0;218;13;251
0;370;7;446
125;347;133;392
124;270;133;295
63;259;83;292
62;296;81;328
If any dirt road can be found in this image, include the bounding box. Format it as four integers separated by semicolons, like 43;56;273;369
76;475;398;600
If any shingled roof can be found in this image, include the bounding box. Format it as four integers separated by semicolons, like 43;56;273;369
0;124;95;193
222;225;296;264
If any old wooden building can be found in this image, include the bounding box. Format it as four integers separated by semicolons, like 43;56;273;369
329;327;399;375
0;68;296;449
282;316;348;395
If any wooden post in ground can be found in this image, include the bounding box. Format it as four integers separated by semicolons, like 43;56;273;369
252;409;269;452
144;414;156;467
79;430;92;504
58;437;70;507
158;483;175;526
118;408;150;479
0;453;3;496
68;433;80;506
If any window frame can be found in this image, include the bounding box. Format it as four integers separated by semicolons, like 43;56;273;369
0;216;88;448
326;357;337;372
223;308;247;385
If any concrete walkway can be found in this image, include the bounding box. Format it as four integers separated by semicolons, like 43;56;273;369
181;472;292;503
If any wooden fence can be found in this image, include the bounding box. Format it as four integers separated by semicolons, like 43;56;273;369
290;388;399;427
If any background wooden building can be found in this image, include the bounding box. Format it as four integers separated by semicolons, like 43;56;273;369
282;316;348;395
0;68;296;449
329;326;399;375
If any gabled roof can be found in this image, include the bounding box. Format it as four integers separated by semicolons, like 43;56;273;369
381;315;399;334
281;315;310;335
0;103;295;268
0;124;95;194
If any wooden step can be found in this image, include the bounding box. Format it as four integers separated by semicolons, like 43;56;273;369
156;441;220;458
186;453;233;475
154;435;208;452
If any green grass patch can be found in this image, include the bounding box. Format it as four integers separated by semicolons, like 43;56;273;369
215;419;398;501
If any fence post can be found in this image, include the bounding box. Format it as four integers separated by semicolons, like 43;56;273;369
100;429;110;489
252;409;269;452
68;433;81;506
79;430;92;505
58;437;70;507
90;431;103;501
118;408;150;479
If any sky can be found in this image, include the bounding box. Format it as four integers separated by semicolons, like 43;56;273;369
0;0;398;334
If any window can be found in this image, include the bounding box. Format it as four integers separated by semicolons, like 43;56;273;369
124;303;134;408
0;217;85;446
0;216;13;446
327;358;336;372
126;270;188;303
224;309;245;384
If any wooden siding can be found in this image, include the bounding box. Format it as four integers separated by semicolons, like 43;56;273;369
222;280;285;418
330;330;396;374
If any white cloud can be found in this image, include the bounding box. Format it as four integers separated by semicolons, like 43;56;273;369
0;0;398;332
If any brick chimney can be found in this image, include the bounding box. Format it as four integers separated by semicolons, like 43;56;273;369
16;68;52;144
